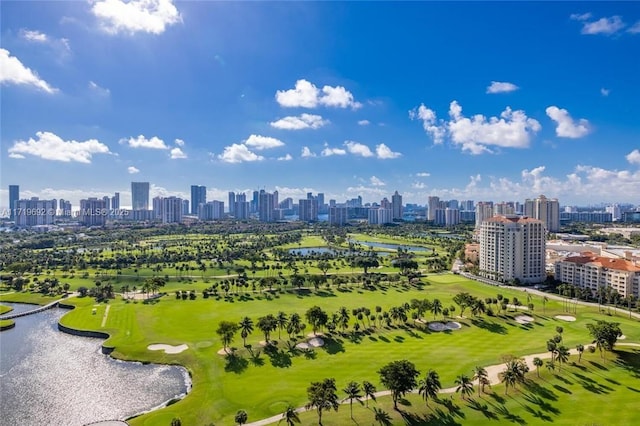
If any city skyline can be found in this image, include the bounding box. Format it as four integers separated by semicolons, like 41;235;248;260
1;1;639;208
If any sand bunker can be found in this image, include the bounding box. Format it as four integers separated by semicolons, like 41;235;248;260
515;315;535;324
428;322;461;331
619;334;626;340
295;342;310;349
217;348;233;355
308;337;325;347
555;315;576;322
147;343;188;354
307;332;326;338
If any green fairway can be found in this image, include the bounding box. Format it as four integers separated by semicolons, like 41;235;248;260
55;274;640;425
290;347;640;426
0;304;13;315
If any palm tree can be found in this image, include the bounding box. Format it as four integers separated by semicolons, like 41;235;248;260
542;295;548;314
500;366;518;395
576;344;585;363
500;358;529;395
234;409;248;425
362;380;377;408
431;299;443;320
556;345;570;371
533;357;543;378
472;366;489;394
276;311;288;340
454;374;474;400
418;369;441;407
279;405;300;426
337;306;350;333
216;321;239;352
257;314;277;344
239;316;253;347
342;381;362;419
306;378;339;425
287;313;303;339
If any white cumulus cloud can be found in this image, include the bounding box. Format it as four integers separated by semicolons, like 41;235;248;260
600;88;610;97
358;119;370;126
573;14;626;35
321;143;347;157
412;182;427;189
244;134;285;150
120;135;168;149
275;79;362;109
170;147;187;159
270;113;329;130
486;81;519;94
128;166;140;174
626;149;640;165
8;131;111;163
376;143;402;159
546;106;591;138
20;29;48;42
0;48;57;93
174;138;185;146
412;101;540;154
277;154;293;161
629;21;640;34
370;176;386;186
218;144;263;163
416;172;431;177
91;0;182;35
301;147;316;158
344;141;374;157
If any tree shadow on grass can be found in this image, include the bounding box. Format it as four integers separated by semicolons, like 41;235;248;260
552;384;572;394
552;374;573;385
439;398;465;419
264;345;292;368
466;398;498;420
524;381;558;401
428;409;461;426
613;349;640;379
322;337;345;354
523;405;553;422
522;393;560;414
470;318;507;334
588;360;608;371
494;405;527;425
224;353;248;374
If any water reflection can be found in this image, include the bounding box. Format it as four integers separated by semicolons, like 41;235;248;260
0;304;188;426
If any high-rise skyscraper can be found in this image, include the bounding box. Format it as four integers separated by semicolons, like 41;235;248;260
228;191;236;215
111;192;120;209
392;191;403;220
427;196;440;221
79;197;108;226
479;215;546;284
524;194;560;232
131;182;150;210
9;185;19;220
190;185;207;215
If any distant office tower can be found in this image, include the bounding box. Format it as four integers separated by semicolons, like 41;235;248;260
58;199;72;218
494;202;515;216
369;208;393;225
198;201;224;220
252;190;259;213
182;200;189;216
316;193;326;213
191;185;207;215
524;194;560;232
279;197;294;210
152;196;163;220
392;191;403;220
445;207;460;227
111;192;120;209
461;200;475;211
427;196;440;221
475;201;494;228
131;182;150;210
434;208;446;226
15;197;56;227
234;193;250;220
380;197;392;210
448;199;459;210
606;204;622;221
162;197;184;223
102;196;111;210
299;198;318;222
228;192;236;215
9;185;19;220
79;197;107;226
479;215;546;284
259;191;276;222
329;206;348;226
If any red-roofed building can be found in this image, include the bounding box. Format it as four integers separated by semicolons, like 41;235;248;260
555;252;640;298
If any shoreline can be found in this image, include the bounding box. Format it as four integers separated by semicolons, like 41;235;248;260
54;299;193;424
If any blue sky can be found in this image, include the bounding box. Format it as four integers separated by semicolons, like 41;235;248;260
1;1;639;209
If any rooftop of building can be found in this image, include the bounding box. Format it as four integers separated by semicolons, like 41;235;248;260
484;215;543;224
562;251;640;272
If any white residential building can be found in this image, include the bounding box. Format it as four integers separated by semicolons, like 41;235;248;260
479;215;546;284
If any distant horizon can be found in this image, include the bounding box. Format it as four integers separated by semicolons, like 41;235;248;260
2;2;639;208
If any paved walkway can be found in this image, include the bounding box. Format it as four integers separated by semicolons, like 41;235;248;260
101;304;111;327
245;341;640;426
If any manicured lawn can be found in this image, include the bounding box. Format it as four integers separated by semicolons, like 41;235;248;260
0;292;61;305
291;348;640;425
56;274;640;425
0;319;15;330
0;304;13;315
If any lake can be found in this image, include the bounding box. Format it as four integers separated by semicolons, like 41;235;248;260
0;303;189;426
